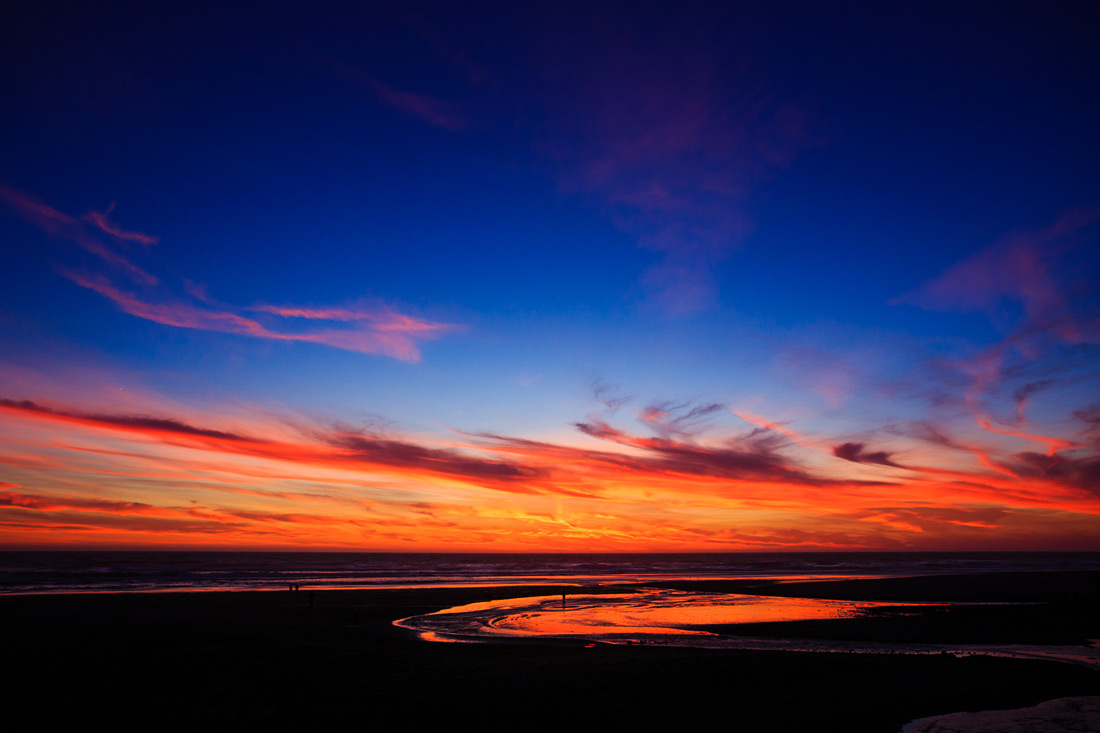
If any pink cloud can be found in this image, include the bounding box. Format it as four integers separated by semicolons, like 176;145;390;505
333;61;466;130
896;206;1100;326
538;30;818;315
0;184;75;235
83;202;159;245
365;76;466;130
2;185;459;362
252;304;453;335
975;417;1077;457
65;272;457;362
0;184;158;284
731;411;822;452
898;208;1100;418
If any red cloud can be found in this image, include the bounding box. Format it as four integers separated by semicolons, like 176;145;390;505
0;398;551;496
0;490;176;517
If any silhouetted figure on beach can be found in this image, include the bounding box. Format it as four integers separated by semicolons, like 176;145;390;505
309;591;314;608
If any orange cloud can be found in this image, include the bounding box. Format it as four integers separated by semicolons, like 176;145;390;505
2;388;1099;551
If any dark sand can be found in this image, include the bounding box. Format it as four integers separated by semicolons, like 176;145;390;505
3;574;1098;732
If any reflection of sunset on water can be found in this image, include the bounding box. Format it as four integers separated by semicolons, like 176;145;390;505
397;589;1100;670
398;590;911;640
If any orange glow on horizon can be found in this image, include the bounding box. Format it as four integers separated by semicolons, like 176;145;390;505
1;389;1098;552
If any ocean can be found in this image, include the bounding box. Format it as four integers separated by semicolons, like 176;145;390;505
3;550;1099;594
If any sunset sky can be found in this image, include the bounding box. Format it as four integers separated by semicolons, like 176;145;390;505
1;2;1099;551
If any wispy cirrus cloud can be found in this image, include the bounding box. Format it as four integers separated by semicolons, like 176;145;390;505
1013;379;1054;420
590;378;632;411
637;400;724;437
894;209;1100;449
0;184;158;284
535;20;818;315
252;303;454;336
364;76;466;130
333;17;815;317
572;417;879;488
732;411;823;452
66;271;456;361
848;505;1011;534
0;509;252;538
83;202;159;245
333;60;467;130
1;186;459;362
896;207;1100;327
974;416;1077;457
0;489;179;517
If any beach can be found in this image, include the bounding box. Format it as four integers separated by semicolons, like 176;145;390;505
4;571;1098;732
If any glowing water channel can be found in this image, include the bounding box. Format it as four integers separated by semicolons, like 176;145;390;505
395;589;903;642
394;589;1100;669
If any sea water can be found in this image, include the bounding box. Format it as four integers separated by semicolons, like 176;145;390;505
2;550;1098;594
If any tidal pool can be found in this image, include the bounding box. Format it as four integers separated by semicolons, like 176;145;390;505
395;589;914;642
394;589;1100;670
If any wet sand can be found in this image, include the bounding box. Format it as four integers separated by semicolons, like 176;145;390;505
3;573;1098;732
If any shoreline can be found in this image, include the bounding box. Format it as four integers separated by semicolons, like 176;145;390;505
3;572;1098;731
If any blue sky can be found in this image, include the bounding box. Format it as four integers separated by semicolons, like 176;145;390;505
1;2;1098;550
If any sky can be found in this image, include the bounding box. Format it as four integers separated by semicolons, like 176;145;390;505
1;1;1099;551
